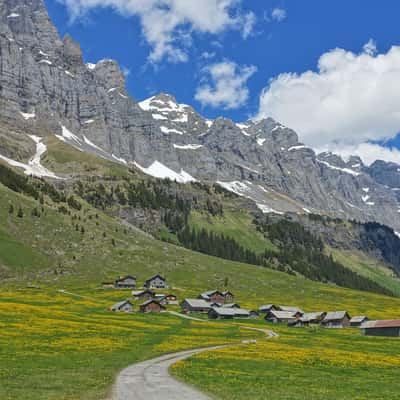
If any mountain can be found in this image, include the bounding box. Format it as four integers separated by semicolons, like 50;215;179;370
1;0;400;232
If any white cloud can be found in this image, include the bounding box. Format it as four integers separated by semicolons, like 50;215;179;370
195;60;257;109
58;0;255;63
271;8;287;22
316;142;400;166
257;42;400;150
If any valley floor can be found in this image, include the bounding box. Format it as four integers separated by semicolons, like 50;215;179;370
2;286;400;400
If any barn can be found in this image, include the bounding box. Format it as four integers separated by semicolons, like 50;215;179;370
259;304;277;313
114;276;137;289
132;290;154;301
265;310;301;323
361;320;400;337
139;300;166;313
321;311;351;328
181;299;212;314
199;290;225;303
144;274;167;289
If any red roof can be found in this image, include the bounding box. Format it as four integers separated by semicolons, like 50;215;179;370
365;320;400;329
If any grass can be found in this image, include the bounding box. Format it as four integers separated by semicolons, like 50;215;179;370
172;321;400;400
0;288;258;400
2;166;400;399
42;136;131;178
188;209;277;254
330;248;400;296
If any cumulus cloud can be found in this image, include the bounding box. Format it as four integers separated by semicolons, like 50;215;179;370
257;42;400;152
316;142;400;166
271;8;287;22
195;61;257;109
58;0;256;63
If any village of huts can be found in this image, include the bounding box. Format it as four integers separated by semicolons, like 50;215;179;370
105;275;400;337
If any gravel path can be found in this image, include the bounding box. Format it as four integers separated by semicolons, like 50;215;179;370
112;324;277;399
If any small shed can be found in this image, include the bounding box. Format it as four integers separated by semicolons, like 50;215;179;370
132;290;154;301
115;275;137;289
266;310;301;323
249;310;260;319
139;300;166;313
350;316;369;327
110;300;133;313
321;311;351;328
144;274;167;289
199;290;225;303
181;299;212;314
361;320;400;337
159;294;178;306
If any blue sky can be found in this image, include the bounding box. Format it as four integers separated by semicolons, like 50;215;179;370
45;0;400;164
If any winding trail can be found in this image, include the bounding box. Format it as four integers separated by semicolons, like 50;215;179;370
112;323;277;400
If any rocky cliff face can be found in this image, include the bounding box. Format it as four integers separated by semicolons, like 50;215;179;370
1;0;400;230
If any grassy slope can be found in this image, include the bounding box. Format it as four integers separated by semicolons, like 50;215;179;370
188;209;277;254
330;248;400;296
173;320;400;400
2;142;400;399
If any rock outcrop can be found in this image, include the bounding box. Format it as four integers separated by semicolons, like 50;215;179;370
0;0;400;230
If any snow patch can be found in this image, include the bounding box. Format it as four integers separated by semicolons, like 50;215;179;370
257;138;266;146
173;144;203;150
112;154;127;165
38;59;52;65
134;161;196;183
288;145;308;151
395;232;400;239
152;114;168;120
7;13;20;18
65;70;75;78
362;187;370;193
86;63;96;70
0;135;61;179
317;159;361;176
60;125;82;144
20;112;35;120
83;135;104;152
83;119;95;125
160;126;184;135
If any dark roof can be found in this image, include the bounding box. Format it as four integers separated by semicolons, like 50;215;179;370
145;274;166;283
322;311;350;322
350;316;368;324
116;275;136;282
183;299;211;308
111;300;132;310
362;320;400;329
140;299;165;308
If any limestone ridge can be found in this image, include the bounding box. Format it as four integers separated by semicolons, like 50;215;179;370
1;0;400;231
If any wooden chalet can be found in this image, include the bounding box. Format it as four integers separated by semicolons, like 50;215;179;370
110;300;133;313
259;304;277;313
114;275;137;289
361;320;400;337
132;290;154;301
265;310;302;324
159;294;178;306
139;300;166;313
208;307;251;320
144;274;167;289
199;290;225;303
277;306;304;315
321;311;351;328
181;299;212;314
